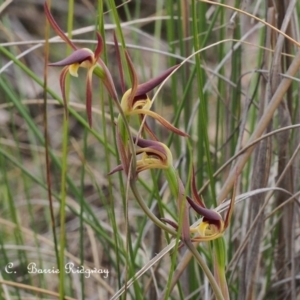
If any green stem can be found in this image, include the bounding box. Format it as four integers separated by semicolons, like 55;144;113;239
59;113;68;300
213;237;229;299
130;180;177;236
59;2;74;297
186;241;225;300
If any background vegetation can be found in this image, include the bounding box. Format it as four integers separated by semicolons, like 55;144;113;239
0;0;300;299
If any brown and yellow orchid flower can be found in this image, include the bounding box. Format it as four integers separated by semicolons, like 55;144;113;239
44;3;117;126
163;168;237;242
109;137;173;176
116;48;188;140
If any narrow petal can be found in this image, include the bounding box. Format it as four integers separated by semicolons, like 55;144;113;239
59;66;70;120
125;51;138;109
86;69;93;127
44;2;77;50
161;218;179;229
116;128;130;175
113;31;125;94
191;167;206;208
108;164;124;175
97;59;118;100
135;65;179;97
224;177;237;229
187;196;222;222
94;32;103;61
139;114;158;141
131;109;189;137
48;48;93;67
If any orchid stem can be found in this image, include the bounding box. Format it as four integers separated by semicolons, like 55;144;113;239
213;237;229;299
130;180;177;236
185;241;225;300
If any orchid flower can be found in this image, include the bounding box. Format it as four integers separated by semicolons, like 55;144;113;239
117;49;188;140
109;136;190;240
109;137;173;176
163;168;236;242
44;3;117;126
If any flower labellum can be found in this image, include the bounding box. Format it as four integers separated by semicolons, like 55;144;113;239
108;137;173;176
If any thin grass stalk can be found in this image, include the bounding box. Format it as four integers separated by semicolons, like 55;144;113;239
272;2;297;298
215;1;225;173
175;2;189;137
162;236;184;300
0;156;23;300
97;0;124;290
58;1;74;297
108;0;126;48
149;197;163;300
165;0;184;166
180;0;191;140
228;1;241;164
192;0;217;206
79;130;87;300
43;0;60;279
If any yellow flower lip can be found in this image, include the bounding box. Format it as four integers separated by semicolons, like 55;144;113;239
186;194;224;240
134;137;173;167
